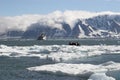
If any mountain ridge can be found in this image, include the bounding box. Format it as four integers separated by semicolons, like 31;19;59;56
0;11;120;39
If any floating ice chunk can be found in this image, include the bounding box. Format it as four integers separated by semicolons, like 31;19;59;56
27;62;120;78
88;73;115;80
27;63;106;77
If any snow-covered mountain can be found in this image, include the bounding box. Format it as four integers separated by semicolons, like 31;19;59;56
0;10;120;39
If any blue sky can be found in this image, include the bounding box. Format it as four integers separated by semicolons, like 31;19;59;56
0;0;120;16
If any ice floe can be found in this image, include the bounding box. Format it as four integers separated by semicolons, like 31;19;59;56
0;45;120;62
27;61;120;78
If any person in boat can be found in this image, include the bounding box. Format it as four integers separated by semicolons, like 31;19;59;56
69;42;80;46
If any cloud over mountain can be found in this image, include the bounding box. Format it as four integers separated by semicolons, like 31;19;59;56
0;10;120;39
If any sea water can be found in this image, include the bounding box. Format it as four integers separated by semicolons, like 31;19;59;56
0;39;120;80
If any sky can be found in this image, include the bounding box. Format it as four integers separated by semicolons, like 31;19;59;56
0;0;120;16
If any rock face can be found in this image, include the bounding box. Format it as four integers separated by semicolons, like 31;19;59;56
1;11;120;39
22;22;70;39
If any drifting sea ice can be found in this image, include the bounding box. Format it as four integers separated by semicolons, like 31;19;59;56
27;61;120;79
0;45;120;62
88;73;115;80
0;44;120;80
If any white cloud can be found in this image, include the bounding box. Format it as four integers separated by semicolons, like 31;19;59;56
0;10;120;34
0;15;42;33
